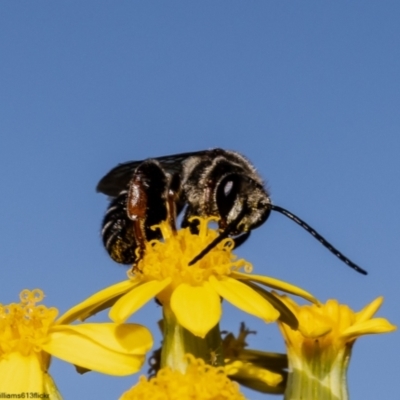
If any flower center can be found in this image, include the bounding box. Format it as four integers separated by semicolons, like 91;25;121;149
0;289;58;357
131;218;252;287
120;354;246;400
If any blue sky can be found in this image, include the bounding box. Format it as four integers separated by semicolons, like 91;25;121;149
1;2;399;399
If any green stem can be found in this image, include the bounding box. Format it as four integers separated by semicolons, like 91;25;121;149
284;343;352;400
161;304;224;371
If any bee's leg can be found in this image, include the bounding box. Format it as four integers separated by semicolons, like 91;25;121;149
126;171;150;269
181;170;233;233
126;160;169;270
181;206;201;234
166;173;182;233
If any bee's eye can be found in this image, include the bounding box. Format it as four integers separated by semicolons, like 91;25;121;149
216;174;242;219
223;180;234;196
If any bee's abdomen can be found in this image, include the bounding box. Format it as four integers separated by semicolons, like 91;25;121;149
101;191;137;264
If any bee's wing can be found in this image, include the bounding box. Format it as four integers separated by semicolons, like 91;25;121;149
96;150;209;197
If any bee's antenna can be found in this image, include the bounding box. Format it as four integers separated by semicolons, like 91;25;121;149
188;207;248;266
270;204;367;275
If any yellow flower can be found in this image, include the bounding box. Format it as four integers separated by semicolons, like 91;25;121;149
60;218;318;339
119;354;246;400
0;289;153;396
276;295;396;400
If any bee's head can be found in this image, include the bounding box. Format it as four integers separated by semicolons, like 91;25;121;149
216;174;271;235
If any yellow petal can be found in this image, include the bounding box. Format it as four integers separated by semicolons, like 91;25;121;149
341;318;397;341
57;279;137;324
232;271;319;305
241;281;298;330
42;325;146;375
298;315;332;338
0;352;44;391
225;359;285;394
209;276;280;323
110;278;171;323
355;296;383;323
171;281;221;338
43;373;63;400
226;360;284;387
49;323;153;354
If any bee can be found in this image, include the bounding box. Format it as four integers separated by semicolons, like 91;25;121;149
97;148;367;275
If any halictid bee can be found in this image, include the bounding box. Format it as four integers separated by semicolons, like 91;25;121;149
97;148;367;275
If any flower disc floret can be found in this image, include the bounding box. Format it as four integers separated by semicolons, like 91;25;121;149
120;354;246;400
136;218;252;288
0;289;57;359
